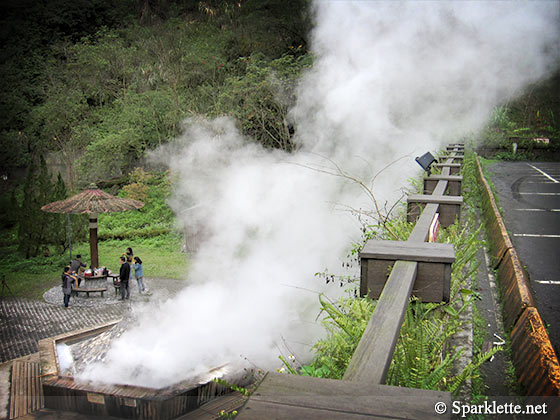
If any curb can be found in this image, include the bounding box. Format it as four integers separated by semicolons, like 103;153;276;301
475;155;560;396
511;308;560;396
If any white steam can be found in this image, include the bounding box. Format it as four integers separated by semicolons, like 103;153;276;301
78;1;559;388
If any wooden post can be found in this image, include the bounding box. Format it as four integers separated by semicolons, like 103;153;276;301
89;213;98;269
424;175;463;196
407;194;463;227
360;240;455;303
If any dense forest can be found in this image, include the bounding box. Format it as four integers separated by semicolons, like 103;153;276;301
1;0;311;185
0;0;314;259
1;0;559;260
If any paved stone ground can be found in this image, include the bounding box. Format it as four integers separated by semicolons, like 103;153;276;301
0;277;187;363
0;298;125;363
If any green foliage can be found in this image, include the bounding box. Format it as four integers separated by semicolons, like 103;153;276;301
0;0;137;178
212;53;311;151
0;189;19;230
479;97;560;161
304;294;375;379
213;377;251;397
2;0;314;189
492;150;534;161
17;156;58;258
98;171;175;240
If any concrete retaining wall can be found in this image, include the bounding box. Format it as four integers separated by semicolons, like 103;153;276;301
475;156;560;396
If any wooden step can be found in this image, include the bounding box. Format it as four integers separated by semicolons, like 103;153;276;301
178;392;247;419
9;361;44;419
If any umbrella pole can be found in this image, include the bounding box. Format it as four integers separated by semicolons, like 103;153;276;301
67;213;72;262
89;214;99;270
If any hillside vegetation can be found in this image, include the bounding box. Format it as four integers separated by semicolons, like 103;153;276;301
0;0;557;283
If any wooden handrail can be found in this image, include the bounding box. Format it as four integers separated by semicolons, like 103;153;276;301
343;147;462;384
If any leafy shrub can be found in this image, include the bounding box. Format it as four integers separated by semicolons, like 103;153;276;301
98;170;175;240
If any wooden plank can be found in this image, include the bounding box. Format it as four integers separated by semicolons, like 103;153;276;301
433;163;460;168
26;362;31;414
343;261;417;383
432;163;460;175
360;240;455;263
178;393;246;419
18;361;24;418
9;361;44;418
423;175;463;182
407;203;439;243
236;373;451;420
407;194;463;205
9;363;15;419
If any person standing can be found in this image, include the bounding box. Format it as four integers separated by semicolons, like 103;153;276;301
70;254;87;287
133;256;146;294
61;266;77;308
125;247;133;259
119;256;131;300
127;256;133;283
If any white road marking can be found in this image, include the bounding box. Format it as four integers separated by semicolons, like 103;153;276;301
535;280;560;285
527;164;559;183
525;181;559;184
518;192;560;196
514;209;560;212
513;233;560;238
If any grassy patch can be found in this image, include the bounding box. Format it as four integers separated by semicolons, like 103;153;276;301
0;270;60;300
0;233;189;299
96;236;189;279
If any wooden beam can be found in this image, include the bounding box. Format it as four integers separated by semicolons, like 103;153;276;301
360;240;455;263
407;195;463;205
343;261;418;383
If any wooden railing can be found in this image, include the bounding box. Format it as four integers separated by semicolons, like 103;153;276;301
344;145;464;384
236;143;464;420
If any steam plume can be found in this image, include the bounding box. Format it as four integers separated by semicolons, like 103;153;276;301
79;1;559;388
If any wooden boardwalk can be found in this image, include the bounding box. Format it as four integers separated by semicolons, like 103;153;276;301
8;360;43;419
236;373;451;420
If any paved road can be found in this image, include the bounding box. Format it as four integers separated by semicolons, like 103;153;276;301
487;161;560;354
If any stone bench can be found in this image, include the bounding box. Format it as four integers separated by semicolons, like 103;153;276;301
407;194;463;227
72;287;107;298
424;174;463;196
360;240;455;303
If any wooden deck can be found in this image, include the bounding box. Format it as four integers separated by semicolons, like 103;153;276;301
235;373;451;420
8;360;43;419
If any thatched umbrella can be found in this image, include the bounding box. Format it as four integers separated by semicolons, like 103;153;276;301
41;184;144;269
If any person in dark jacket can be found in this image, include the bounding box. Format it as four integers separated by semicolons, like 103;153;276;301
119;256;131;300
70;254;87;286
61;266;77;307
